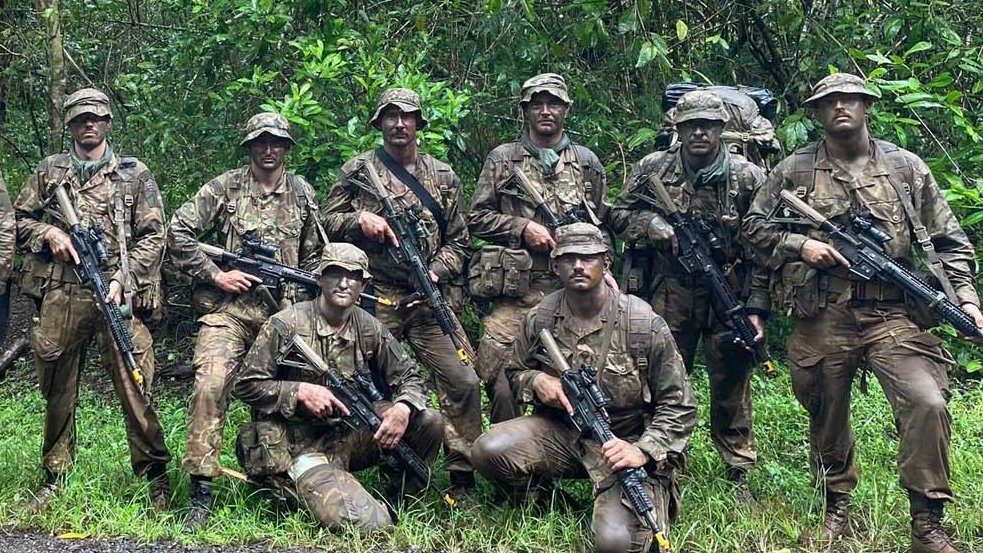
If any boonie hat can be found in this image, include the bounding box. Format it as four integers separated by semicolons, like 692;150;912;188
369;88;429;130
804;73;880;107
240;112;295;146
673;90;730;125
317;243;372;279
63;88;112;124
551;222;609;259
519;73;572;106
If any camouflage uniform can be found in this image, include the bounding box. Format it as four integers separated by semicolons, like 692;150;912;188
468;73;609;423
167;113;325;479
232;244;443;532
14;88;170;478
610;91;768;472
472;224;697;553
0;169;16;295
743;73;978;550
321;89;479;477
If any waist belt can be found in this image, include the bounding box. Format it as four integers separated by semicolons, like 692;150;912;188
49;262;81;284
824;275;904;302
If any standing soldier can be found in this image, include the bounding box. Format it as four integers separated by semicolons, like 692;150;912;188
168;112;325;530
471;223;697;553
468;73;610;424
15;88;171;511
743;73;983;552
609;90;768;501
232;243;443;532
321;88;480;501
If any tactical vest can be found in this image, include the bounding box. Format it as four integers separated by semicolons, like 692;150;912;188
217;168;320;253
507;142;604;226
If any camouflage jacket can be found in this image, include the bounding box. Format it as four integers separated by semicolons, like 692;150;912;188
232;300;428;434
15;152;165;295
508;289;697;463
468;140;610;274
0;170;16;294
610;145;770;312
321;150;470;289
167;166;325;322
743;139;980;307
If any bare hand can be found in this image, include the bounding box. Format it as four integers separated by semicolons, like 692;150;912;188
646;216;678;256
107;280;123;306
297;383;350;418
601;438;648;471
358;211;399;247
800;239;850;269
45;227;80;264
213;269;262;294
532;373;573;415
961;303;983;341
428;270;440;284
522;221;556;252
374;402;411;450
748;314;765;344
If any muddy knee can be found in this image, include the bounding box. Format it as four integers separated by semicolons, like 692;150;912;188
292;455;392;532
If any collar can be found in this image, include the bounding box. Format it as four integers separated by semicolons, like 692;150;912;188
248;166;288;196
555;287;619;338
821;140;889;180
314;305;356;340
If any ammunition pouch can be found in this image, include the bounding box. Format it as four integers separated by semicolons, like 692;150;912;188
467;245;533;299
620;247;653;297
776;261;820;319
19;253;53;301
236;419;292;478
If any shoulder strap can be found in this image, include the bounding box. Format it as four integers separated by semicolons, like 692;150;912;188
791;142;820;199
375;147;447;242
112;156;140;306
535;291;564;333
593;293;624;372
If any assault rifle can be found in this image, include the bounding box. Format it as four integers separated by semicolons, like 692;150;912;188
779;190;983;340
648;176;775;375
53;184;145;390
198;240;393;308
362;163;471;365
538;329;672;552
512;167;586;233
276;332;430;486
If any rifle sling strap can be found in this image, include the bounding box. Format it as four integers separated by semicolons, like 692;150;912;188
375;147;447;242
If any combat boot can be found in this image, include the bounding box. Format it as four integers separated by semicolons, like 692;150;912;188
444;471;476;508
799;491;852;547
183;476;213;532
146;463;171;512
26;471;60;516
726;467;758;507
910;491;960;553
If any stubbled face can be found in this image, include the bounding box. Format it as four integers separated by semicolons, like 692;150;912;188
814;93;871;136
379;106;419;148
68;113;112;152
319;267;365;310
554;252;607;292
524;92;569;140
247;135;290;172
677;119;724;160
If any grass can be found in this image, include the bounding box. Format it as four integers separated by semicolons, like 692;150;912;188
2;354;983;552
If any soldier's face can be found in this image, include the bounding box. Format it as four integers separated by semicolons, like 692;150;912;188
379;106;419;148
678;119;724;159
68;113;112;151
525;92;569;138
247;135;290;171
554;252;607;291
319;267;365;309
814;93;870;135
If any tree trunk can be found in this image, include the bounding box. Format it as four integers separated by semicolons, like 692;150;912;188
35;0;64;155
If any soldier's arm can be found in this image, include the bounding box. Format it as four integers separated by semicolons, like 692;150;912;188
371;315;428;412
634;316;698;462
506;307;548;403
430;171;470;280
914;157;981;306
167;178;226;282
0;173;16;293
742;157;810;270
14;162;56;254
320;163;367;242
232;315;302;417
112;165;165;291
297;179;327;272
468;150;532;249
609;158;665;242
738;163;771;314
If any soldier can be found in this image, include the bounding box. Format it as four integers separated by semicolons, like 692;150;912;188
468;73;610;424
743;73;983;552
321;88;480;501
167;112;325;529
472;223;697;553
609;90;768;500
14;88;171;511
231;243;443;532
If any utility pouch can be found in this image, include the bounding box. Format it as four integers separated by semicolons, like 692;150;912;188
235;420;291;477
467;246;533;299
18;253;51;301
621;247;653;296
778;261;820;318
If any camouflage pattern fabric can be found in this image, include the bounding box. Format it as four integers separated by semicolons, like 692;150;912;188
0;171;16;295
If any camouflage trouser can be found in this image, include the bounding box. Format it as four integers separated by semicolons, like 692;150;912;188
472;413;676;553
371;281;480;474
789;301;954;500
279;407;443;532
475;276;556;424
183;312;260;477
31;282;171;476
650;276;756;470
